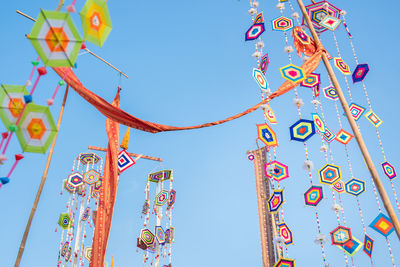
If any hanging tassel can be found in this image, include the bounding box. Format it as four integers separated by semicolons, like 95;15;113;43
120;127;131;150
30;66;47;95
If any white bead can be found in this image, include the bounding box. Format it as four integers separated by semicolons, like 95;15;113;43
311;99;320;106
252;51;261;59
276;3;285;9
340;10;347;16
293;98;304;107
303;160;314;170
322;2;329;9
25;80;32;87
314;234;327;244
248;8;257;15
291;12;299;19
320;144;328;152
256;41;264;49
252;1;259;8
284;46;294;53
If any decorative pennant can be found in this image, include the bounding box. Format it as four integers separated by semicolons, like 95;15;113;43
280;64;306;83
264;160;289;182
289;119;316;142
253;68;268;90
319;15;342;31
311;113;325;133
300;73;320;88
363;234;374;257
272;16;294;31
335;129;353;145
264;105;277;124
257;123;278;147
322;125;336;143
253;12;264;24
349;103;366;121
259;53;269;74
117;149;135;173
332;180;345;193
268;189;284;213
245;23;265;41
369;213;394;237
323;86;338;100
345;178;366;196
364;110;383;127
334;58;351;75
381;162;396;180
352;64;369;83
278;222;293;245
338;237;363;257
304;185;323;206
319;163;341;185
330;226;352;246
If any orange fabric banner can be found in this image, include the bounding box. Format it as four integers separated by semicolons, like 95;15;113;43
89;90;120;267
53;47;322;134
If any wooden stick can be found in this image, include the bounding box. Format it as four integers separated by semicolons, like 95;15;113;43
14;86;69;267
16;10;129;79
88;146;163;162
297;0;400;240
83;48;129;79
16;10;35;22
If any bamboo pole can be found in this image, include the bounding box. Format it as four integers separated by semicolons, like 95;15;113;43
296;0;400;239
16;10;129;79
14;86;69;267
88;145;163;162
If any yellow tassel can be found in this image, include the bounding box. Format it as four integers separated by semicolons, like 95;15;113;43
111;256;114;267
120;127;131;150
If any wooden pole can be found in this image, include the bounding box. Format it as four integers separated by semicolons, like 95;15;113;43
88;145;163;162
296;0;400;239
14;86;69;267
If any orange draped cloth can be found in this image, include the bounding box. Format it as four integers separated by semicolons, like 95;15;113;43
89;90;120;267
52;50;322;134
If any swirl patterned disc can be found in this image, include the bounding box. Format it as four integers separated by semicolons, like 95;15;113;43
274;258;295;267
155;226;166;245
319;163;341;185
67;172;84;188
364;110;383;127
272;16;294;31
338;237;362;257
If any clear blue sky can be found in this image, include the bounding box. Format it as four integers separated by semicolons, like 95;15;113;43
0;0;399;266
